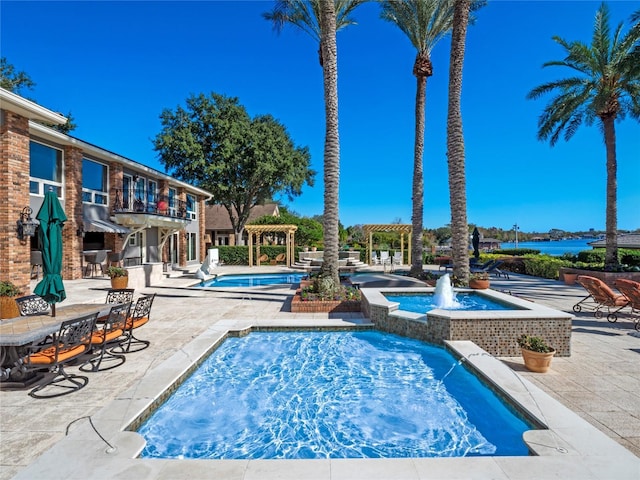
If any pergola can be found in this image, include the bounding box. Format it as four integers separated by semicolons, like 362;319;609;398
363;224;412;265
245;224;298;267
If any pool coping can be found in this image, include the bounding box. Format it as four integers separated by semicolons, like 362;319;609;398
13;318;639;480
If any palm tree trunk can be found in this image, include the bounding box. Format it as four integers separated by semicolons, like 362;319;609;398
409;75;426;277
319;0;340;288
603;116;618;269
447;0;471;282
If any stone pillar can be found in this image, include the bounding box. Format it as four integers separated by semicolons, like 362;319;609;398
0;111;32;293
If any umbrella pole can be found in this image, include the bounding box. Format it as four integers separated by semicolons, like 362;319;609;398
51;304;56;317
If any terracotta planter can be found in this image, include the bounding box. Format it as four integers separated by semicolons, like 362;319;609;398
0;296;20;319
563;273;578;285
521;347;555;373
110;276;129;289
469;279;490;290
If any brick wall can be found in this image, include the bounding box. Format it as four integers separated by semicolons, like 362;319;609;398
0;111;32;293
63;145;84;280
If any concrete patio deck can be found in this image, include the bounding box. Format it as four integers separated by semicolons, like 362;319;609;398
0;265;638;479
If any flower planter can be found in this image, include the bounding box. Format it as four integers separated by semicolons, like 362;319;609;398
521;347;555;373
0;297;20;319
291;291;361;313
110;276;129;289
563;273;578;285
469;279;490;290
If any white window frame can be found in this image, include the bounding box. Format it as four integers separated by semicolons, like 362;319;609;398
81;158;109;205
29;140;64;198
186;193;197;220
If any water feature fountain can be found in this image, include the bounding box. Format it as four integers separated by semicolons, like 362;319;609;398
433;274;461;309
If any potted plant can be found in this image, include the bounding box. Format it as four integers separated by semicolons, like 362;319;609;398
469;272;490;289
0;280;22;319
517;334;556;373
106;266;129;289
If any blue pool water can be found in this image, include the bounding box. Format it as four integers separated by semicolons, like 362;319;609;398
385;293;521;314
197;273;306;287
137;331;532;460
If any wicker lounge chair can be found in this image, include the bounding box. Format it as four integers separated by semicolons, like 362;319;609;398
573;275;629;322
614;279;640;331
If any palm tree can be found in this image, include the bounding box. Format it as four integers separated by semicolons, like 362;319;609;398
380;0;456;278
264;0;365;289
263;0;365;66
318;0;341;289
527;3;640;269
446;0;471;283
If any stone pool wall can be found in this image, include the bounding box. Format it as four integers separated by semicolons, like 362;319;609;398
361;287;573;357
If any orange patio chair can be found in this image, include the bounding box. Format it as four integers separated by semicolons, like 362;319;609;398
614;279;640;331
112;293;155;354
573;275;628;322
21;312;98;398
80;302;131;372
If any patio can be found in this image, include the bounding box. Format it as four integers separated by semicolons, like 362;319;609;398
0;265;638;479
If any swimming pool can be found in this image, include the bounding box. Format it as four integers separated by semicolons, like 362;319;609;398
137;331;532;460
196;272;307;287
385;292;521;314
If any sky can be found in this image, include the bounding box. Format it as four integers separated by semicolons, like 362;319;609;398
1;0;639;233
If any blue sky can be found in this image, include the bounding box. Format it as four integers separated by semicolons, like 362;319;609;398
2;0;638;233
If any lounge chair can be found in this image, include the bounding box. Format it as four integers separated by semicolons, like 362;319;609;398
258;253;269;265
471;260;509;279
380;251;390;265
614;279;640;331
573;275;628;322
392;252;402;266
371;252;379;265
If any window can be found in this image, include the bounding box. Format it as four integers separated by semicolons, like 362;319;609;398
30;141;63;197
82;158;108;205
168;188;177;216
133;176;146;212
186;194;196;220
147;180;157;209
186;232;197;261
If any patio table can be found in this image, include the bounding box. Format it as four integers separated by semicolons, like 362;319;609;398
0;303;114;387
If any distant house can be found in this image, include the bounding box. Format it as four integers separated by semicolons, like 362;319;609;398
588;234;640;250
204;203;279;246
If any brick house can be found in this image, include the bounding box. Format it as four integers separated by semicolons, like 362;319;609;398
204;203;279;246
0;88;212;295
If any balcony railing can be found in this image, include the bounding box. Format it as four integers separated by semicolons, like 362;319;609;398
112;189;191;221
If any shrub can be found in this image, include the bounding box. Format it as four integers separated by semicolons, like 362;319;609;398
517;334;553;353
493;248;540;256
0;281;21;297
522;255;572;279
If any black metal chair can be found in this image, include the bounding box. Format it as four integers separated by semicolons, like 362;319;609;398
113;294;155;354
21;313;98;398
105;288;135;305
30;251;43;280
15;295;50;316
85;250;108;277
80;303;131;372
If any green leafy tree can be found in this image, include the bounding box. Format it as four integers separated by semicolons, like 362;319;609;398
153;93;315;243
527;3;640;269
0;57;35;93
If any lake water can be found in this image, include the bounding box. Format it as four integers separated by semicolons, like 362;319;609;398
500;238;595;256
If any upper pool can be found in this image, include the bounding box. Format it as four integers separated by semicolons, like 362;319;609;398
196;272;307;288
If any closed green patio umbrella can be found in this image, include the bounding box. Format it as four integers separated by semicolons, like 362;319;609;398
34;190;67;316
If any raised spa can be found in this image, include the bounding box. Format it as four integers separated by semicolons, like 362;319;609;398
361;276;573;357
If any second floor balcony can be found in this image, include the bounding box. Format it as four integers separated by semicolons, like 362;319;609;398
111;188;192;230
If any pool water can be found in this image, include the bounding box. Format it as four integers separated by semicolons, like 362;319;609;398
385;292;521;314
197;273;307;287
137;331;532;460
